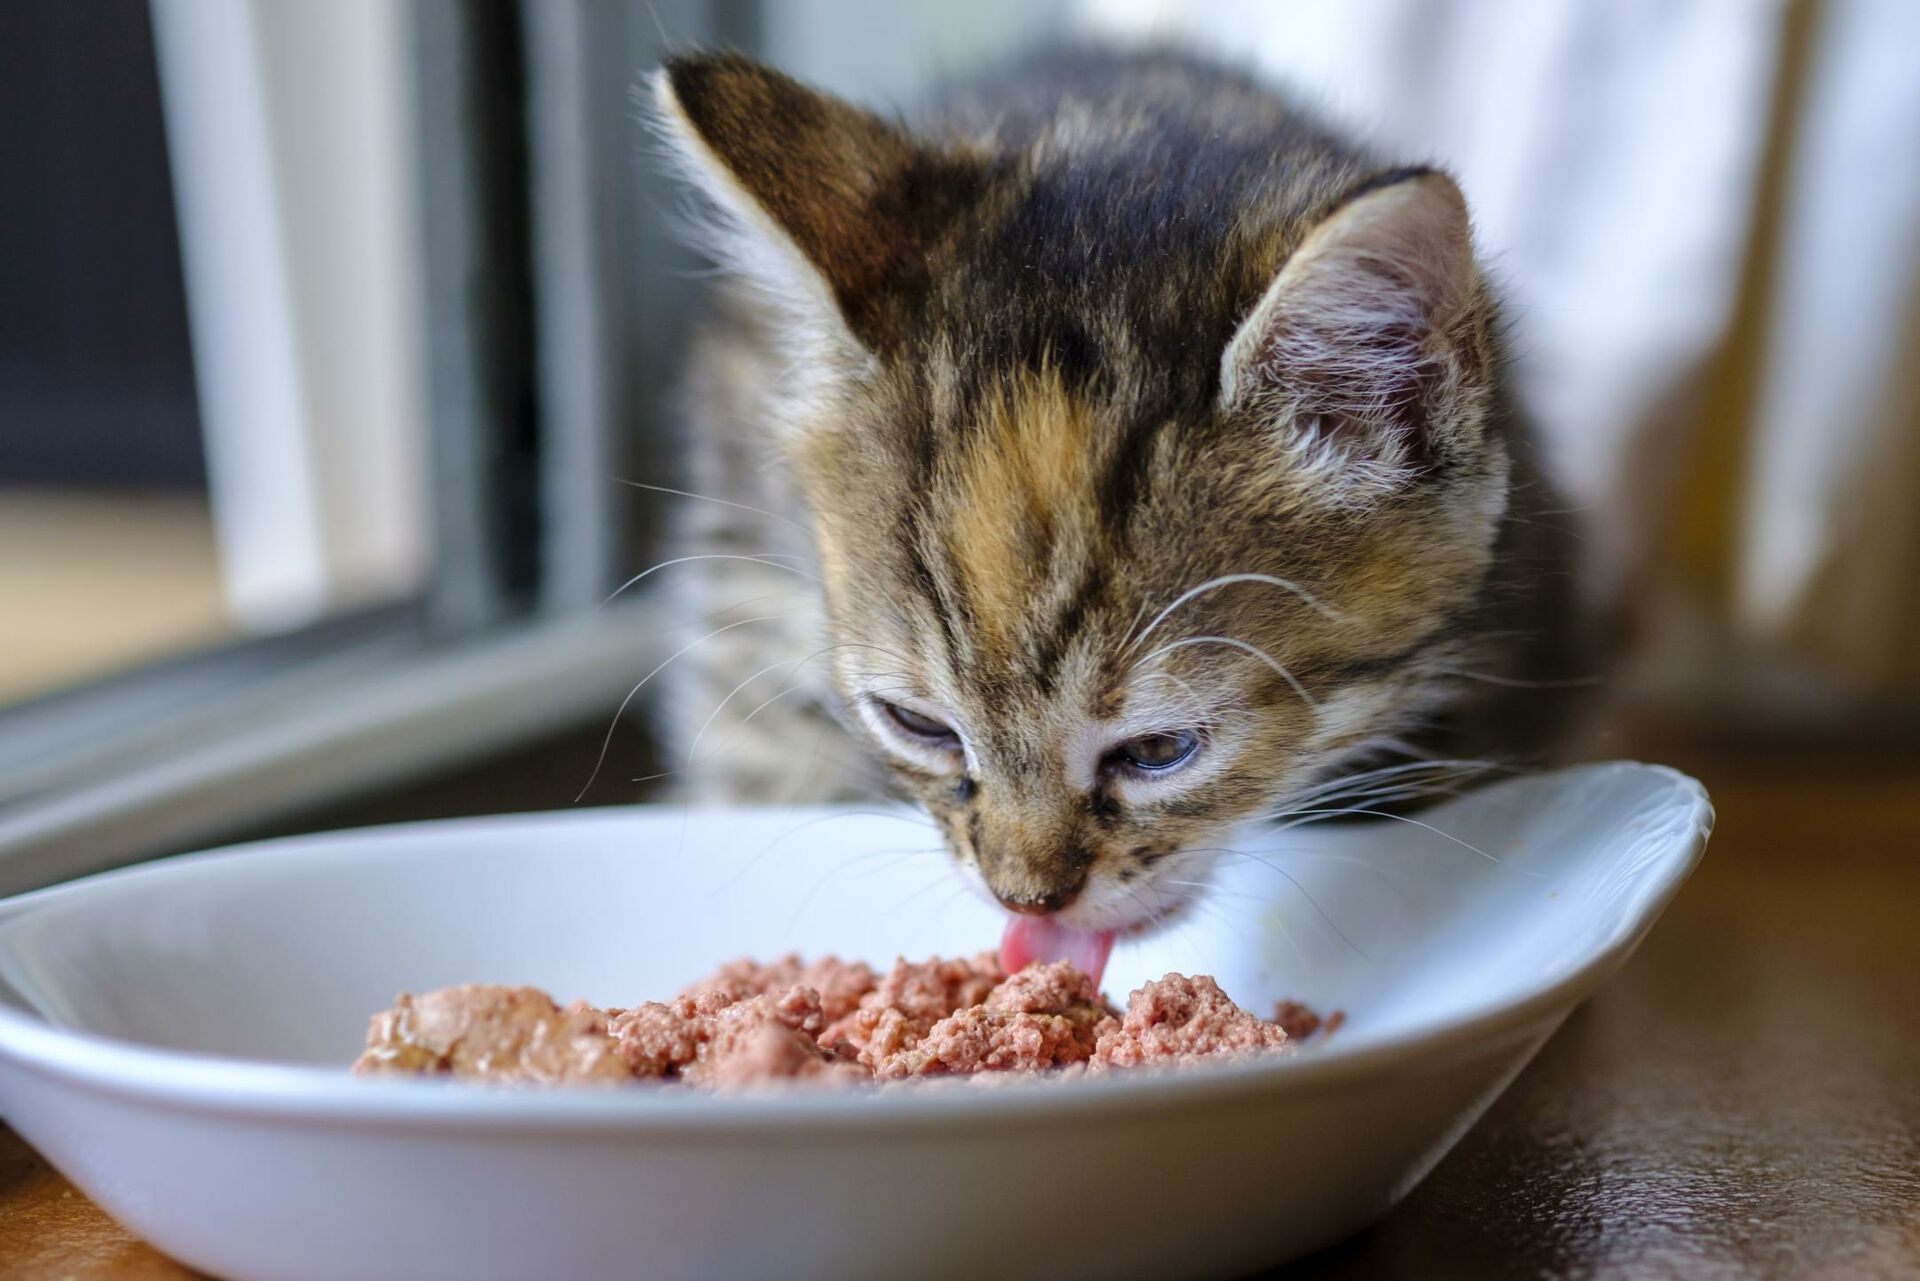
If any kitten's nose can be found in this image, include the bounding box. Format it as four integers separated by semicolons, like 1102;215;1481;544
992;880;1083;916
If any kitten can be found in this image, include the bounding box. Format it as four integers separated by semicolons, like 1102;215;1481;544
649;49;1590;961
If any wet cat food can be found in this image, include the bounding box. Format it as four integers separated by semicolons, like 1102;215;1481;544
355;953;1304;1089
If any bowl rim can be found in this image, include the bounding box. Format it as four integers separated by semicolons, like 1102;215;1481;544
0;762;1712;1134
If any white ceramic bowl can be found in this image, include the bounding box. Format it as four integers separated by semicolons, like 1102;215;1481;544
0;762;1710;1281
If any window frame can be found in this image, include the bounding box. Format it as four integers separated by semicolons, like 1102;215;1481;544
0;0;762;894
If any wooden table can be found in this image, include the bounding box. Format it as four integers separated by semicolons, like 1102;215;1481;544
4;757;1917;1279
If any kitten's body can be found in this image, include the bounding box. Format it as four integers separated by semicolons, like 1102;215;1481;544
654;50;1589;929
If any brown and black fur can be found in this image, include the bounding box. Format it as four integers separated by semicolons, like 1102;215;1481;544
651;48;1591;932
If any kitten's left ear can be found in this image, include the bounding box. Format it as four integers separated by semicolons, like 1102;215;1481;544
1220;170;1482;482
652;52;980;354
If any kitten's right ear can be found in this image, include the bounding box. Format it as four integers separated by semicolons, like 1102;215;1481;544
651;52;979;354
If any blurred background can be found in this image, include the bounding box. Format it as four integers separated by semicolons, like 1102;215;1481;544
2;0;1918;891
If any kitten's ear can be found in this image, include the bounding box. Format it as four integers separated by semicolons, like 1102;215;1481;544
651;52;978;353
1220;170;1481;486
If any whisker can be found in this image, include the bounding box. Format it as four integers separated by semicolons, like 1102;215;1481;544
879;863;966;918
574;612;794;803
1124;572;1347;656
601;553;822;610
1310;784;1469;812
1165;888;1291;963
840;845;949;876
1135;634;1318;708
1207;848;1407;898
1280;773;1487;813
1120;883;1216;972
717;807;940;898
632;701;890;788
928;880;981;926
1290;756;1508;792
733;679;811;732
1126;669;1213;720
682;654;809;771
1188;893;1303;970
612;477;812;534
682;640;903;769
632;743;890;790
1278;757;1516;812
1422;665;1604;690
1172;846;1368;958
1264;807;1540;876
781;845;948;931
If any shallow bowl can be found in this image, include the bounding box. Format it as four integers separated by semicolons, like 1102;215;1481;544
0;762;1711;1280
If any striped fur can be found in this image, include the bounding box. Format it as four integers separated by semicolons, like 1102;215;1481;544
650;49;1591;933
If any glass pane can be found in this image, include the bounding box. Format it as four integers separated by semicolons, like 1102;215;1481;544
0;1;235;702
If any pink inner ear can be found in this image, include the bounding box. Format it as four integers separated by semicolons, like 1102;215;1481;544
1220;174;1476;460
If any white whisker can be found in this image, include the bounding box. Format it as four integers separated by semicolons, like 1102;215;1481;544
718;808;939;899
783;845;948;930
1292;756;1503;790
1281;758;1507;810
1126;669;1215;721
682;640;895;769
1135;634;1318;708
574;612;793;803
1172;847;1367;957
1265;807;1538;876
683;654;808;771
1423;665;1603;690
601;553;822;610
1125;573;1346;657
613;477;812;534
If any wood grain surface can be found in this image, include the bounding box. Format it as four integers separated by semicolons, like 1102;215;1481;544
3;757;1916;1280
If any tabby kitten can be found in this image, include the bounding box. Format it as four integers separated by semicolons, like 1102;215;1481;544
650;49;1588;957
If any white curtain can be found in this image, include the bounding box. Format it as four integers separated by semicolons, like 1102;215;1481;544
1735;0;1920;685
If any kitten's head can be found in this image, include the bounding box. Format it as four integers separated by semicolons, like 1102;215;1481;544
655;53;1511;933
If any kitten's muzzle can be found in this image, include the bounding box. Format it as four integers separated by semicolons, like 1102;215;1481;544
969;815;1091;916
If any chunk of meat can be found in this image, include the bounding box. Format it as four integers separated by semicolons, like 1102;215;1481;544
1092;973;1294;1068
354;985;631;1084
1272;999;1345;1042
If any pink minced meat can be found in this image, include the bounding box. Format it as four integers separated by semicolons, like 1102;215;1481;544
873;960;1119;1078
355;958;1296;1090
817;951;1005;1067
1089;973;1292;1068
608;985;864;1087
692;953;878;1024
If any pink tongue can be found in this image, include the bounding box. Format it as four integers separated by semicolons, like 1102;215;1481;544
999;916;1117;987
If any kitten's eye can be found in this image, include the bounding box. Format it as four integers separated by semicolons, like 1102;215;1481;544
1107;730;1201;774
879;701;961;748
